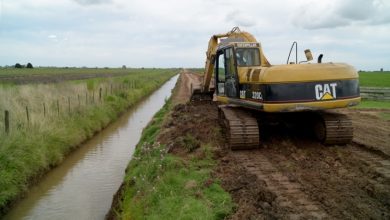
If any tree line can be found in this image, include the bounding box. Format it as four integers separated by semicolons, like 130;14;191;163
14;63;34;68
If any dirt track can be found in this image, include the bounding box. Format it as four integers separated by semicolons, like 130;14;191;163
163;72;390;219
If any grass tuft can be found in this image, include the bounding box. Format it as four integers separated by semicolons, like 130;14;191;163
181;134;201;152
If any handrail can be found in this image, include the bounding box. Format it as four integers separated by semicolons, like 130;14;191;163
287;41;298;64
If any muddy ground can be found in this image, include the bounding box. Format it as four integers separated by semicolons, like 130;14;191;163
161;72;390;219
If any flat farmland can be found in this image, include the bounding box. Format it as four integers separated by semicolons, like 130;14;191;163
0;68;177;84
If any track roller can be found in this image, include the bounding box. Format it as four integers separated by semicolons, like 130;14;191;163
218;105;260;150
314;112;353;145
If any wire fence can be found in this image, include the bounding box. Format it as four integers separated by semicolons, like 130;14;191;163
0;80;139;136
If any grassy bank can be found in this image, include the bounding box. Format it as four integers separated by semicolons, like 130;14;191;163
359;71;390;87
352;100;390;121
0;69;176;215
109;100;233;219
355;100;390;109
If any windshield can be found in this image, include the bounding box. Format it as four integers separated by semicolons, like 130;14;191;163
235;48;261;66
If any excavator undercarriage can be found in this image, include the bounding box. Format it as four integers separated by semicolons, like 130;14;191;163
218;105;353;150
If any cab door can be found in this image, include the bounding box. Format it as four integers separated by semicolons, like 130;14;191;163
215;47;238;98
215;50;226;96
224;47;239;98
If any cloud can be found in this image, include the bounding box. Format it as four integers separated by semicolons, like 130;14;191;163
73;0;112;6
47;34;59;42
0;0;389;70
292;0;390;29
225;10;256;27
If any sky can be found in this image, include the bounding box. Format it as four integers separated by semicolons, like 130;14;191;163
0;0;389;70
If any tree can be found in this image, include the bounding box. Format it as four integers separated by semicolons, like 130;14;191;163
26;63;33;68
15;63;22;68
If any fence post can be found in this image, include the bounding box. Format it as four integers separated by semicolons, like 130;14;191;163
99;88;102;101
68;97;71;113
26;106;30;123
78;94;80;107
92;91;95;103
57;100;60;116
43;103;46;117
110;84;113;94
5;110;9;134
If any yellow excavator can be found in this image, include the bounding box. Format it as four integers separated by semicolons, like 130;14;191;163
193;27;360;150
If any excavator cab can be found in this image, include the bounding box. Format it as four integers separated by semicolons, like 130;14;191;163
215;43;262;99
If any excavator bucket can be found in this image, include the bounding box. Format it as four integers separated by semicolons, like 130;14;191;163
190;87;214;101
188;74;214;101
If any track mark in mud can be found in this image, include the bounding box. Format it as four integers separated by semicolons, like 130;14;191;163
346;109;390;156
349;144;390;180
234;151;328;219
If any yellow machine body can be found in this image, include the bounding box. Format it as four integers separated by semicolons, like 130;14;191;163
201;28;360;112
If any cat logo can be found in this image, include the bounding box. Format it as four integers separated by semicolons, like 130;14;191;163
315;83;337;100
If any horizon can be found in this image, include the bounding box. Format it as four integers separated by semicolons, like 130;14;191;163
1;0;389;71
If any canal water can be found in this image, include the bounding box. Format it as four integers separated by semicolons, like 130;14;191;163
5;75;178;220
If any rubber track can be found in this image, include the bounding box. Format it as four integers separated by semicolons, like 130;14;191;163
219;106;259;150
320;112;353;145
234;151;328;219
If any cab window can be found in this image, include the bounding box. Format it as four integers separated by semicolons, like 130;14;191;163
217;52;225;82
235;48;261;66
225;48;236;78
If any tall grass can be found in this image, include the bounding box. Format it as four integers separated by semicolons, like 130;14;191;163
0;69;176;215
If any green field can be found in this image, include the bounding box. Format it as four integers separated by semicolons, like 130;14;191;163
0;67;158;77
0;67;181;85
359;71;390;87
0;68;177;215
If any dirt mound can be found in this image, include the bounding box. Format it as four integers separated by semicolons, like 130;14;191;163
158;101;223;157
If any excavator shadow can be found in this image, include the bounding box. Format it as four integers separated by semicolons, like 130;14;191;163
257;112;321;145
